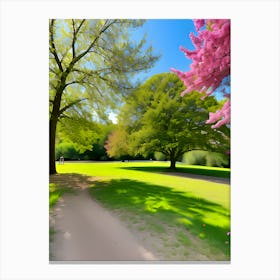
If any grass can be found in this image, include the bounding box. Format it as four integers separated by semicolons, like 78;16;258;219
49;182;74;210
120;162;230;178
56;161;230;260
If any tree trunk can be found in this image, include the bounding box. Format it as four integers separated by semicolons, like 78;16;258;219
49;81;65;175
169;157;176;169
49;119;57;175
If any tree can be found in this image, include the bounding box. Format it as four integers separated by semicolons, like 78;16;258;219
49;19;159;174
104;128;131;159
171;19;230;128
81;122;116;161
57;116;101;153
55;142;80;160
115;73;229;169
56;120;114;161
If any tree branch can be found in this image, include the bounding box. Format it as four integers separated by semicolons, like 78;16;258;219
58;113;71;120
58;98;88;116
65;78;85;87
68;20;117;70
72;67;113;77
98;75;133;90
76;19;86;34
71;19;85;59
71;19;76;59
49;19;63;72
49;67;58;75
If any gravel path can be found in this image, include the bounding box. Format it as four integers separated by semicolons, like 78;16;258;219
49;186;157;262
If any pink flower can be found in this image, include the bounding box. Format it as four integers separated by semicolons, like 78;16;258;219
171;19;230;128
206;98;230;129
190;32;203;49
194;19;205;32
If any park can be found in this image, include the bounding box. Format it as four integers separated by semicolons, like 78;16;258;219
49;19;231;262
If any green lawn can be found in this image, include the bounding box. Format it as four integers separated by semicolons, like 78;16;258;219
56;161;230;260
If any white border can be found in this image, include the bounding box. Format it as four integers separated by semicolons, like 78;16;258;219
0;0;279;279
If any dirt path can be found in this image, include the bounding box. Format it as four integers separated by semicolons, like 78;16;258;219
49;176;157;262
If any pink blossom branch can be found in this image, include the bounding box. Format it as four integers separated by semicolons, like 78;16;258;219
171;19;231;129
206;99;230;129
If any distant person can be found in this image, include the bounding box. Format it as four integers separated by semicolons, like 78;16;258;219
59;155;64;164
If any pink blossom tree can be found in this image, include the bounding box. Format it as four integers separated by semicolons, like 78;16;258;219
171;19;230;128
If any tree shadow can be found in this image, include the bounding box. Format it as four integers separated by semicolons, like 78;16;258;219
49;173;97;190
49;173;98;209
119;165;230;183
89;178;230;257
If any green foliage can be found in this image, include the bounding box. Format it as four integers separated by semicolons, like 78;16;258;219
55;137;111;161
49;19;160;173
82;143;108;161
58;117;100;153
154;151;166;161
104;128;131;159
55;142;80;160
183;150;229;167
55;120;116;160
206;152;229;167
183;150;207;166
116;73;230;168
49;19;159;120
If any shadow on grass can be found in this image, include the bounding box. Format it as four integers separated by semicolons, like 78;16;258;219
49;173;95;189
89;178;230;258
119;165;230;179
49;173;94;209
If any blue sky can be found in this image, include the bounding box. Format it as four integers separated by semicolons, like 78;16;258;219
132;19;195;82
109;19;228;122
109;19;196;123
132;19;228;100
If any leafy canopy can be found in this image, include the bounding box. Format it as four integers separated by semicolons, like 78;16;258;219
107;73;229;166
49;19;159;154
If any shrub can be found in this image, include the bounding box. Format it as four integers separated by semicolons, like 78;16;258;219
206;152;229;167
154;151;166;161
183;150;207;166
182;150;229;167
55;142;80;160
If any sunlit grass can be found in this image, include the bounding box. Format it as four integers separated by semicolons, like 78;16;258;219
56;161;230;260
57;161;230;208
